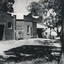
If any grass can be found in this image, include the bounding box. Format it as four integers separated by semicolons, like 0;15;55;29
0;57;59;64
0;52;60;64
0;38;61;64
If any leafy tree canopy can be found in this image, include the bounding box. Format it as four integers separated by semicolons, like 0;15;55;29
27;0;62;26
1;0;15;12
27;2;44;16
27;0;62;37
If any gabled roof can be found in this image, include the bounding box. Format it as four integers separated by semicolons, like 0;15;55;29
11;13;28;19
24;13;41;23
16;13;41;23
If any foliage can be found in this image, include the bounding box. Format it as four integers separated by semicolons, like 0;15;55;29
27;2;44;16
27;0;62;25
27;0;62;37
2;0;15;12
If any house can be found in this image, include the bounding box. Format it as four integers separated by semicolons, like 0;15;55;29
0;11;38;41
37;23;48;38
14;13;38;40
0;0;15;41
0;11;15;41
37;23;57;39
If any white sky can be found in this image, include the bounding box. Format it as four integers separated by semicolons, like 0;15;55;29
13;0;56;19
13;0;39;19
13;0;39;13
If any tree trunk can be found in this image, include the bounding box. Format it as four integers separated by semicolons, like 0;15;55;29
60;20;64;64
60;53;64;64
60;0;64;64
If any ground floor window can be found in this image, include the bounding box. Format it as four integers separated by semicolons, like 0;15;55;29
27;25;30;35
31;27;33;36
8;22;12;29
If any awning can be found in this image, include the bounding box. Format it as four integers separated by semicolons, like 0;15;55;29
37;23;47;29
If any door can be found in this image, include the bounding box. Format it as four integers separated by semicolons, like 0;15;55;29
0;25;4;40
37;29;42;38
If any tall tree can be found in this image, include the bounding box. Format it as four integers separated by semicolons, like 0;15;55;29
1;0;15;12
27;0;64;63
27;0;62;37
59;0;64;64
27;2;44;16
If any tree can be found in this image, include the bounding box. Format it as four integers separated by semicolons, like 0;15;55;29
27;0;62;38
59;0;64;64
27;2;44;16
2;0;15;12
27;0;64;63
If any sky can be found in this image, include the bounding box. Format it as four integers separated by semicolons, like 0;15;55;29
13;0;39;13
13;0;39;19
13;0;56;19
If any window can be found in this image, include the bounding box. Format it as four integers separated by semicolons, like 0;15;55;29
31;27;33;36
27;25;30;35
8;22;12;29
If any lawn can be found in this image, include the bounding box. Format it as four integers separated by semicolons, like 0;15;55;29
0;38;61;64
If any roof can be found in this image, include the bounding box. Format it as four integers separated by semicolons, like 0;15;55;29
11;13;41;23
16;19;34;22
37;23;48;29
11;13;28;19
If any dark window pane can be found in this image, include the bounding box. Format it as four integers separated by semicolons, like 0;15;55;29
8;22;12;29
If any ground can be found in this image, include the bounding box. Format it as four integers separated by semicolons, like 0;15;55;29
0;38;61;64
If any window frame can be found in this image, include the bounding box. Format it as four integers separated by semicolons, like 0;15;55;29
27;25;30;35
8;22;12;29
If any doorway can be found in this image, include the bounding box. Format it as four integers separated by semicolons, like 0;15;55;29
0;25;4;40
37;29;42;38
